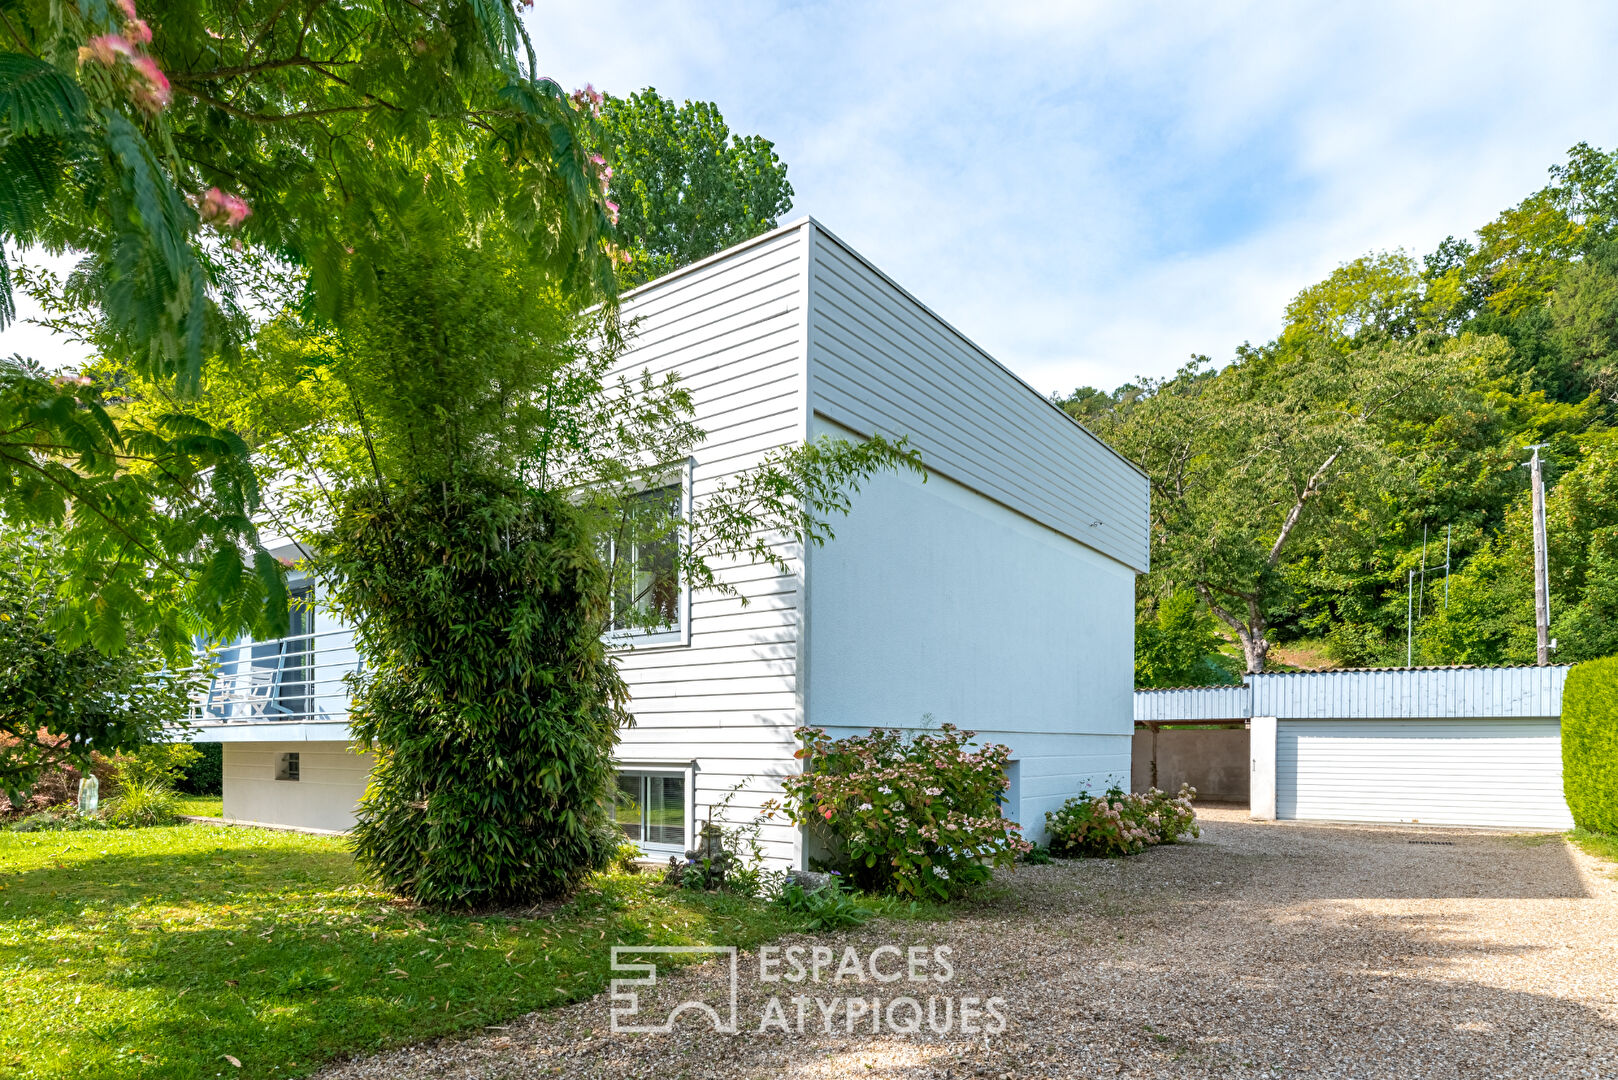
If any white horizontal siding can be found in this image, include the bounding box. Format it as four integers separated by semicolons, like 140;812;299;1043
1276;719;1575;830
222;740;373;832
609;226;810;866
804;222;1149;572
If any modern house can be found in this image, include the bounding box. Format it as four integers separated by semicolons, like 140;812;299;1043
187;217;1151;867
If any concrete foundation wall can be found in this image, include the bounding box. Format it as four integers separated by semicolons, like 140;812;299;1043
222;741;373;832
1132;727;1250;804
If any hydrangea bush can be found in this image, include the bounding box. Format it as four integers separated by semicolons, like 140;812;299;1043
775;724;1030;899
1045;784;1199;858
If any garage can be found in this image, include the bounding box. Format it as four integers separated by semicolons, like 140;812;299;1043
1275;717;1574;829
1138;665;1577;831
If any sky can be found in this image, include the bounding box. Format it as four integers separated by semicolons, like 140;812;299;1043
5;1;1616;395
527;0;1618;395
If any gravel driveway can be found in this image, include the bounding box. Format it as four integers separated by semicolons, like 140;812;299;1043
316;809;1618;1079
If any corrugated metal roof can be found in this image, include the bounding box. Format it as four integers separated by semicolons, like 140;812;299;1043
1135;665;1573;723
1135;684;1251;722
1251;665;1571;719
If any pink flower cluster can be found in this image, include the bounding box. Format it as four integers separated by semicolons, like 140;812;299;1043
587;151;620;224
197;186;251;228
570;83;603;117
77;0;169;112
1045;784;1199;858
779;723;1031;900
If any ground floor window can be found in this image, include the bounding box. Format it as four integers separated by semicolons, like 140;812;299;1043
613;772;686;850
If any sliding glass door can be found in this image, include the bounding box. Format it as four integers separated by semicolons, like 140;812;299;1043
613;772;687;852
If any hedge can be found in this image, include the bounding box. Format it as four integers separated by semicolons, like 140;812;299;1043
1563;656;1618;835
175;742;223;796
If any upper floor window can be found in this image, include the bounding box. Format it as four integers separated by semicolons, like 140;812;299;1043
605;472;688;645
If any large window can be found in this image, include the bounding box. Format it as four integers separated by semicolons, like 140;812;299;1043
614;772;687;850
606;481;684;637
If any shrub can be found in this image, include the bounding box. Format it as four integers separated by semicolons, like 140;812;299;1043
1020;844;1054;865
174;742;223;796
775;876;870;931
1046;785;1199;858
4;806;108;832
114;743;202;789
612;841;645;875
326;478;630;909
775;723;1030;899
1563;657;1618;835
1;526;208;807
101;780;181;828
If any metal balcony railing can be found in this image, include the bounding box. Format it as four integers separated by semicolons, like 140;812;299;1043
192;627;361;725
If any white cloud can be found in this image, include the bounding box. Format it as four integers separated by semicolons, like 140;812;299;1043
7;2;1614;393
533;0;1618;393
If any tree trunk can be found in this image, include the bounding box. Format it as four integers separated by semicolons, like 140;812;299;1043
1195;585;1271;675
1241;631;1269;674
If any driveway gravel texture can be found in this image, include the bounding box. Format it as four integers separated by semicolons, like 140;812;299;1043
315;809;1618;1079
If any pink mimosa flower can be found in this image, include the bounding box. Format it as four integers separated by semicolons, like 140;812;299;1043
79;34;132;66
128;54;171;111
199;186;252;228
604;199;619;225
126;18;153;45
114;0;139;20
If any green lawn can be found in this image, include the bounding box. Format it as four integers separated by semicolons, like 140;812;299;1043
0;823;822;1079
172;796;223;818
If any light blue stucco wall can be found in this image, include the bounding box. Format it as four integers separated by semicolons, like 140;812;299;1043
804;416;1137;842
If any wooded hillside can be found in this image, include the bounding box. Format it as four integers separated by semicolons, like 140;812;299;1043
1059;143;1618;682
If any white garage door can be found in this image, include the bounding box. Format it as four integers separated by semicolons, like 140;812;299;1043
1276;718;1575;830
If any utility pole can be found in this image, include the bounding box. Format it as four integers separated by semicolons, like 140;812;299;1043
1444;525;1452;609
1407;569;1416;667
1525;444;1551;666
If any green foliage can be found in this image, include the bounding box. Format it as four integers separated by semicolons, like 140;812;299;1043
611;840;645;874
601;88;794;284
0;524;207;804
173;740;222;796
0;356;288;656
113;742;200;789
1135;588;1237;687
1085;334;1500;672
4;806;108;831
3;0;626;669
1071;143;1618;670
171;193;916;909
1045;785;1200;858
775;877;871;931
667;784;778;898
327;476;629;908
2;0;620;385
1422;436;1618;664
1569;826;1618;871
1019;844;1054;865
1561;656;1618;835
776;723;1029;899
101;777;180;828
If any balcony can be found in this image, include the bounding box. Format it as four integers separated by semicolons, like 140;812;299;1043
192;627;361;728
